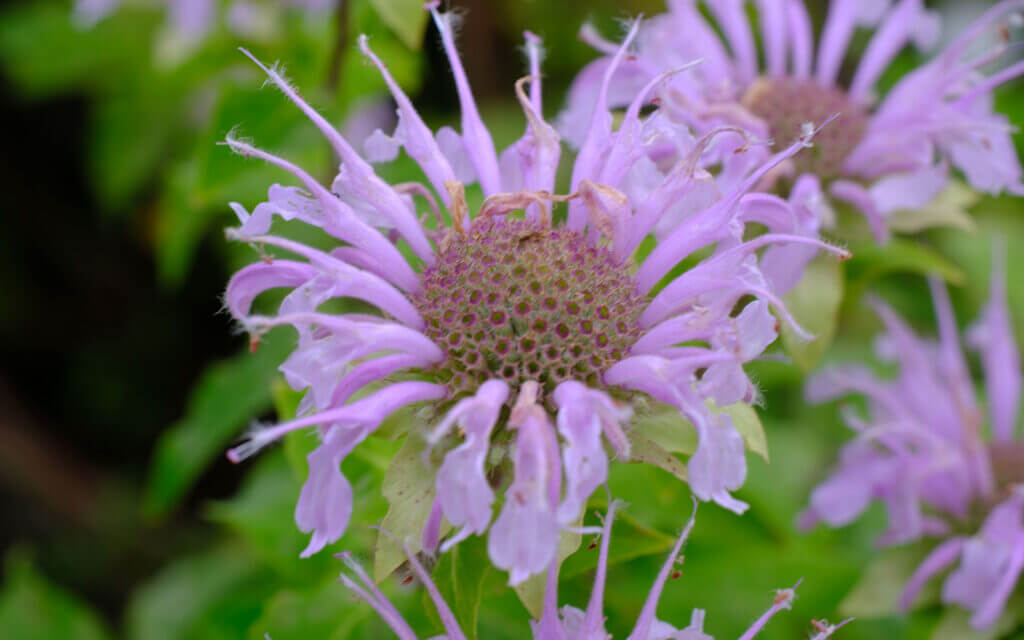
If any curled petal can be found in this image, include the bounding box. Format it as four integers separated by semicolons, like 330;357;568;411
434;380;509;550
487;393;561;585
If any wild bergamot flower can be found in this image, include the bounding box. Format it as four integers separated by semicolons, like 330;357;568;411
222;5;847;584
801;250;1023;629
563;0;1024;242
335;501;849;640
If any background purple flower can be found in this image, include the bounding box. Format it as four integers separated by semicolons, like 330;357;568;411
563;0;1024;242
802;250;1024;629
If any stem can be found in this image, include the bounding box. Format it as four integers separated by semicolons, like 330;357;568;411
325;0;350;94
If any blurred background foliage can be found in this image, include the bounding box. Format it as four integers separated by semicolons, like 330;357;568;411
1;0;1022;639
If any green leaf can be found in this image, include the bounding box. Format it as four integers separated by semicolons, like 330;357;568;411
246;578;373;640
368;0;431;49
143;339;290;517
630;398;769;467
0;549;112;640
629;434;688;482
888;180;979;234
374;433;441;582
845;239;966;308
839;546;937;618
124;546;276;640
431;536;490;639
631;403;698;454
716;401;769;462
559;507;677;582
780;256;844;372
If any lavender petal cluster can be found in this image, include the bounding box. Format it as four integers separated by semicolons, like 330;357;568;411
221;4;846;586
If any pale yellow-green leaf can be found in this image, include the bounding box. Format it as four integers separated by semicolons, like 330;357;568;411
630;400;768;462
368;0;430;49
839;547;937;618
629;434;689;482
929;594;1024;640
513;514;583;618
715;401;768;462
780;256;844;372
631;403;698;454
888;180;978;234
373;433;442;582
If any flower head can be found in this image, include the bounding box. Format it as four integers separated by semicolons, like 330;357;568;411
222;6;847;582
335;501;848;639
801;248;1024;629
563;0;1024;242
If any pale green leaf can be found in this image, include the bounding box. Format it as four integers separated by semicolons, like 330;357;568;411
630;403;698;454
629;434;688;482
630;399;768;464
368;0;431;49
780;256;844;372
716;401;769;462
839;546;937;618
888;180;978;234
930;594;1024;640
374;433;441;582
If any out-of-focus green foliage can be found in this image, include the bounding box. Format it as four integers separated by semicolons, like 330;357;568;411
144;337;291;517
0;551;113;640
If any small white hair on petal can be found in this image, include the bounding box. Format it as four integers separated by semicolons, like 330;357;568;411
612;14;644;43
520;30;546;66
222;127;256;153
238;47;301;96
809;617;854;640
227;420;280;462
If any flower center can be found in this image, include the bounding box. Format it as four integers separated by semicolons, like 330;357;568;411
742;77;868;181
990;442;1024;488
412;218;645;399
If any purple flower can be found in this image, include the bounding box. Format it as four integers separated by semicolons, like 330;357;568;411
222;5;847;582
801;250;1024;629
563;1;1024;242
335;501;849;639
